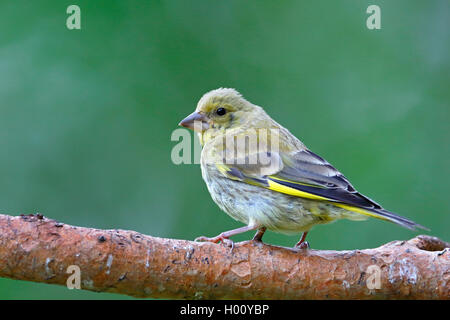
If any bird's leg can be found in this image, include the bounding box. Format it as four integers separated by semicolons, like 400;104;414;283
252;227;267;242
294;231;310;249
195;225;259;250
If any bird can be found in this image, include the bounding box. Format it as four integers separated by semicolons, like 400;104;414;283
179;88;427;248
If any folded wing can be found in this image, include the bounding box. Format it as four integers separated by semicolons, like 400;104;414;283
215;149;426;230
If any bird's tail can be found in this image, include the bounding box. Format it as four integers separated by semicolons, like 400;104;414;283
334;203;429;231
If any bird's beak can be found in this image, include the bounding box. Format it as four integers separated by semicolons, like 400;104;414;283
179;112;210;132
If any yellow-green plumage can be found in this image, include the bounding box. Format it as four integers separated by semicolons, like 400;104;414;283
179;88;426;244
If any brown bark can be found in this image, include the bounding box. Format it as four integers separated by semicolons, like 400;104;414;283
0;213;448;299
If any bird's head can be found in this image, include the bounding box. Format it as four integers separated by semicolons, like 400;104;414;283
179;88;255;132
179;88;260;144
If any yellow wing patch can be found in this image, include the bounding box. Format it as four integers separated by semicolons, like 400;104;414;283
216;163;231;176
266;179;331;201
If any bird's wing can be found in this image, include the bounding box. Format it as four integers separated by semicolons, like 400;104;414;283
216;149;381;207
215;149;425;230
271;149;384;209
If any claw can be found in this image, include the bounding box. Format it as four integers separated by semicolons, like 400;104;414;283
294;231;310;250
195;234;235;253
295;240;310;250
221;238;235;253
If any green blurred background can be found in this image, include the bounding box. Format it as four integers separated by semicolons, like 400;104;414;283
0;0;448;299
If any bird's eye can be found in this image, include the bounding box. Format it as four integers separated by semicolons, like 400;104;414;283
216;107;226;116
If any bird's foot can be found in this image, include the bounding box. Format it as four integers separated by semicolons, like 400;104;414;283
294;231;310;250
195;234;235;252
294;240;310;250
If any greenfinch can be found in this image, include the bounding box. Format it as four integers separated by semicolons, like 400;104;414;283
179;88;426;248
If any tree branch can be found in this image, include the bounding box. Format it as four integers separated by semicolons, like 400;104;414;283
0;213;448;299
